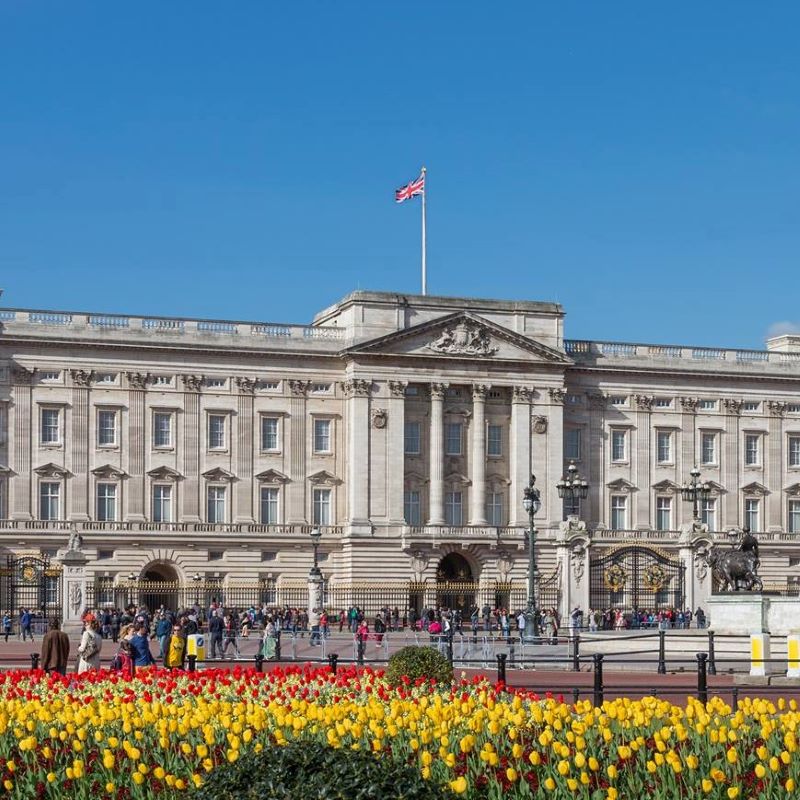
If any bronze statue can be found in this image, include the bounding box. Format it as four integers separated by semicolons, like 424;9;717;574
705;527;762;592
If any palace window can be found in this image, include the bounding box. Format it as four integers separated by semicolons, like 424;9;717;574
487;424;502;457
789;435;800;468
701;432;717;465
261;417;280;452
486;492;503;526
313;419;331;453
152;484;172;523
153;412;173;448
404;490;421;525
789;500;800;534
564;428;581;460
655;496;672;531
742;401;760;412
609;395;627;407
208;414;226;450
654;397;672;408
610;495;627;529
259;577;277;605
445;423;462;456
611;430;627;462
0;478;5;518
95;577;116;606
404;422;421;455
745;498;760;531
313;488;331;525
699;399;717;411
260;487;279;524
744;434;761;467
656;431;673;464
40;408;60;445
97;409;117;447
151;375;173;387
40;482;60;520
701;498;716;530
207;486;226;524
96;483;117;521
445;491;463;526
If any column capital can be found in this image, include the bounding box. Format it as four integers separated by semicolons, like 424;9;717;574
126;371;148;391
235;376;257;395
681;396;700;413
388;380;407;398
341;379;372;398
70;369;93;388
634;394;654;411
512;386;534;404
472;384;489;401
181;374;204;392
548;387;566;405
289;380;311;397
429;382;448;400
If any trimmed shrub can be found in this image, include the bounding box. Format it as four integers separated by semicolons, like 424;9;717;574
385;645;453;687
194;738;455;800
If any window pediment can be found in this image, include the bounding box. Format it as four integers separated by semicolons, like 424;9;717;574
487;473;511;488
404;471;428;485
741;481;770;496
91;464;128;480
147;466;183;481
0;465;13;477
444;472;471;486
255;469;289;484
202;467;236;482
652;479;680;494
307;470;341;486
607;478;636;493
785;483;800;497
34;462;71;479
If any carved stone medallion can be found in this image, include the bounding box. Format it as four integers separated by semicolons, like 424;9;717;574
427;322;498;356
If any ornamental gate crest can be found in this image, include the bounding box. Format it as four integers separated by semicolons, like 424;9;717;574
589;543;685;612
3;555;62;619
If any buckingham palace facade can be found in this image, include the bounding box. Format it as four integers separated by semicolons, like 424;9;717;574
2;290;800;619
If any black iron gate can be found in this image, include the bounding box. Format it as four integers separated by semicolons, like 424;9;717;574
4;555;62;619
589;544;685;613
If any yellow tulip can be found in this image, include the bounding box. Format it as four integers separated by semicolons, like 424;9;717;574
727;789;740;800
544;777;556;791
506;767;518;783
702;779;713;793
449;776;468;794
787;779;797;792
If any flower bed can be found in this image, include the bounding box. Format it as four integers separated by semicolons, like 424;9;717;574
0;665;796;797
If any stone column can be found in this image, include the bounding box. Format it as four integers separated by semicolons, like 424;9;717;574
343;378;372;526
634;395;653;528
427;382;447;525
68;370;92;521
509;387;533;526
470;384;488;525
723;399;742;528
767;402;785;530
287;381;310;524
386;381;407;524
125;372;147;521
586;393;607;527
679;397;699;527
10;366;33;519
181;376;202;522
235;378;256;523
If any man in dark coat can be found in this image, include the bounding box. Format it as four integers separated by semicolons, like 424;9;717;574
40;618;70;675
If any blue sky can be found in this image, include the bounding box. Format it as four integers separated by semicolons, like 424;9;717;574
1;3;799;348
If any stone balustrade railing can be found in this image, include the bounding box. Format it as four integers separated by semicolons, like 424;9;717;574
0;519;343;536
0;309;346;343
565;339;800;367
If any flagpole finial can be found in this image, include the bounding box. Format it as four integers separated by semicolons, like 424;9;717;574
421;165;426;172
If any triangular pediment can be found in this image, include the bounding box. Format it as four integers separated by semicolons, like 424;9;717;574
202;467;236;482
785;483;800;497
344;312;571;364
652;479;680;494
444;472;471;486
307;470;341;486
91;464;128;480
404;471;428;485
34;462;71;478
255;469;290;484
0;464;13;477
147;466;183;481
742;481;770;496
607;478;636;493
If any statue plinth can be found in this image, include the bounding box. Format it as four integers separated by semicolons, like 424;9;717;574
56;547;89;635
708;594;800;637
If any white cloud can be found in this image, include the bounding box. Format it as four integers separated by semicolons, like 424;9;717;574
766;321;800;339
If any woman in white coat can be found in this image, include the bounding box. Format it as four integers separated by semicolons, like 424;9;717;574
77;617;102;673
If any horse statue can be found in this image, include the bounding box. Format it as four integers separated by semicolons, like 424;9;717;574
705;528;762;592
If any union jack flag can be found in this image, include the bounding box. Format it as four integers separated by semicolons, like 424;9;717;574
395;171;425;203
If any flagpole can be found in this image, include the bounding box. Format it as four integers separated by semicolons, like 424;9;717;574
421;166;427;295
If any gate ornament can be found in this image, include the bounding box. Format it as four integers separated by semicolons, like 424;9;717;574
642;564;668;592
604;563;627;592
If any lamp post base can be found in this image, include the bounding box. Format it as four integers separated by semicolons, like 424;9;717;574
521;608;538;644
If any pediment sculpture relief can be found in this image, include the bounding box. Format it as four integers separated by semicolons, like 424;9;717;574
427;322;498;357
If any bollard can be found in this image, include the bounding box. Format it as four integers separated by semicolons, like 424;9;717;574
496;653;508;687
187;654;197;673
657;629;666;675
707;630;717;676
572;687;580;705
275;631;282;661
130;661;136;680
696;652;709;706
732;687;739;709
447;633;454;666
592;653;604;708
357;636;365;666
254;653;265;673
30;653;39;671
328;653;339;675
572;634;580;672
509;641;516;668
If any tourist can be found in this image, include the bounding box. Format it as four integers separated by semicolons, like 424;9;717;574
163;623;186;669
308;608;321;646
109;639;133;678
2;613;11;643
222;613;240;659
262;618;277;660
20;609;34;642
155;613;171;659
77;616;102;673
208;609;224;659
40;618;70;675
129;624;155;668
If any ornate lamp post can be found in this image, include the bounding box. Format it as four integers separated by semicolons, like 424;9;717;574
521;476;542;643
556;461;590;511
308;528;323;613
127;572;138;609
681;466;711;525
192;572;202;607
